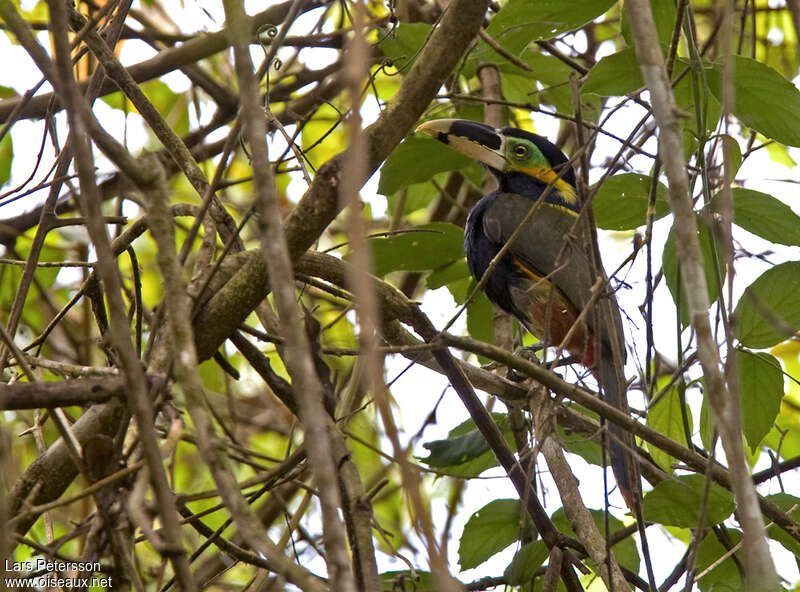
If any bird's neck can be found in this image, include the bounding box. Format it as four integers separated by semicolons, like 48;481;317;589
498;171;580;214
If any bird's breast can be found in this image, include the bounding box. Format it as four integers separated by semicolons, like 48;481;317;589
464;194;595;365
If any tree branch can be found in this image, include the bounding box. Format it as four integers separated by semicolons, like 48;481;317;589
625;3;780;588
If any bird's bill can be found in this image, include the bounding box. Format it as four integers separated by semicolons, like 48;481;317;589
415;119;507;171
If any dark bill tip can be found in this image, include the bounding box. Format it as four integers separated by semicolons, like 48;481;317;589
448;120;502;150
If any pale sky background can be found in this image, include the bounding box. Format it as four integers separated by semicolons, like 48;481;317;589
1;0;800;587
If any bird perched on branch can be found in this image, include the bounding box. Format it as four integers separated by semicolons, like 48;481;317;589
416;119;635;508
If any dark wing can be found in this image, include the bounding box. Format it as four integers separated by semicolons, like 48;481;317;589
484;192;625;355
484;192;634;504
482;193;597;323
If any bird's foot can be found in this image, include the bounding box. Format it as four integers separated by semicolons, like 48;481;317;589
516;345;543;362
505;345;544;382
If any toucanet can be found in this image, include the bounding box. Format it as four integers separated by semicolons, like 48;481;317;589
416;119;635;507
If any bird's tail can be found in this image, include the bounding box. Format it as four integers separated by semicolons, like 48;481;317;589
595;348;636;510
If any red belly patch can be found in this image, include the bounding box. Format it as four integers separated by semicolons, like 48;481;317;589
512;261;597;369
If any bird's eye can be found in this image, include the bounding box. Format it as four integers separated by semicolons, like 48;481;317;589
513;144;528;158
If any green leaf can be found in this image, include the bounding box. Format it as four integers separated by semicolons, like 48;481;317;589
734;261;800;348
718;134;742;177
646;382;691;474
698;393;714;451
504;541;549;586
141;80;189;138
301;102;345;168
378;136;472;196
499;51;575;113
101;90;128;111
426;255;472;304
426;258;470;291
0;131;12;187
380;571;435;591
0;244;63;323
459;499;533;570
662;218;725;326
460;161;487;190
621;0;677;49
377;23;432;71
696;529;744;592
708;56;800;147
551;508;640;573
505;50;574;83
456;102;485;125
501;72;539;105
737;350;784;452
764;136;797;168
763;395;800;461
467;290;494;344
386;181;439;217
445;277;472;305
583;48;643;97
642;475;735;527
772;341;800;401
0;85;17;99
420;414;510;478
484;0;616;58
764;493;800;557
371;70;401;104
541;84;574;116
592;173;670;230
557;404;604;466
721;188;800;246
369;222;464;277
421;429;491;468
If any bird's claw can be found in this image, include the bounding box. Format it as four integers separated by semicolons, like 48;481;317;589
505;345;544;382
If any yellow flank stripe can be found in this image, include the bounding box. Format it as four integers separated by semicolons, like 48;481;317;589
543;202;579;217
516;165;578;205
514;260;543;282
